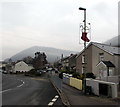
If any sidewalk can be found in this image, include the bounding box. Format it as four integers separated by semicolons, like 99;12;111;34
50;72;120;106
63;83;118;106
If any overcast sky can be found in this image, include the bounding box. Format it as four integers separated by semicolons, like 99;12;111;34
0;0;119;61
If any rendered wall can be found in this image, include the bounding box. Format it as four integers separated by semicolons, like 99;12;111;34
86;78;118;98
70;77;82;90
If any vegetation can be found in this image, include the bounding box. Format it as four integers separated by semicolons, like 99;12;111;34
72;72;81;79
22;56;33;64
25;69;43;76
33;52;47;69
86;73;96;79
25;69;36;76
59;68;96;80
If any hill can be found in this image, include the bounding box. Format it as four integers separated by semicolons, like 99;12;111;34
104;35;120;47
6;46;78;63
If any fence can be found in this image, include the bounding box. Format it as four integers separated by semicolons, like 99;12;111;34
70;77;82;90
63;73;82;91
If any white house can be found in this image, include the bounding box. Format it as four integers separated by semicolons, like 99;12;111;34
14;61;33;73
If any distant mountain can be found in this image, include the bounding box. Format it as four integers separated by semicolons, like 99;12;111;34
104;35;120;47
5;46;78;63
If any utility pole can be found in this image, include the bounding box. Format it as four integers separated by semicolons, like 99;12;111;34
79;7;87;94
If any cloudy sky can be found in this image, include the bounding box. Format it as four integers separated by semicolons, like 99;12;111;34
0;0;119;61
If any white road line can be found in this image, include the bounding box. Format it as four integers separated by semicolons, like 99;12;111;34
48;95;59;106
52;98;57;102
55;95;59;99
17;80;25;88
0;79;25;93
0;89;12;93
48;102;54;106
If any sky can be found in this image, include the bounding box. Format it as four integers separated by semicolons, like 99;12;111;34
0;0;119;61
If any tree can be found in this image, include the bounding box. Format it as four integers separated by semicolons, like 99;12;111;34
23;56;33;64
33;52;48;69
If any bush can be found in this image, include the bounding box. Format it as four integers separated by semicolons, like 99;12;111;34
86;73;96;79
79;74;85;80
60;69;68;73
72;72;81;79
25;69;36;76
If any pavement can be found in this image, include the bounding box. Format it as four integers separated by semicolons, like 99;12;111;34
49;72;120;107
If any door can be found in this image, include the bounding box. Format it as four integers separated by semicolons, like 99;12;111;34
99;83;108;96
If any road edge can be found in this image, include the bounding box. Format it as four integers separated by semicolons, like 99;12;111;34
49;78;71;107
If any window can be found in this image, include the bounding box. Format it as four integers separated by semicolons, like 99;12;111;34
82;66;85;74
99;53;104;61
82;55;85;63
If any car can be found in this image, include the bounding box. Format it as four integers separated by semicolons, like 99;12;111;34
0;69;3;74
41;70;46;73
59;72;63;79
0;69;3;72
35;70;42;76
2;70;8;74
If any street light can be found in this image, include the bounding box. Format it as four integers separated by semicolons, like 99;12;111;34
79;7;87;94
79;7;86;10
79;7;86;35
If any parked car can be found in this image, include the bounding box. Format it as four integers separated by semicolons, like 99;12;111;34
0;69;3;73
35;70;42;76
2;70;8;74
59;72;63;79
41;70;46;73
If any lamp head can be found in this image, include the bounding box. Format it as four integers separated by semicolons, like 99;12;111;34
79;7;86;10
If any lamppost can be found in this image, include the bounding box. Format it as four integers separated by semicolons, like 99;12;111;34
79;7;87;94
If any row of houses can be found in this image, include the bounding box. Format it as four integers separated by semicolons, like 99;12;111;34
0;61;34;73
58;42;120;83
1;52;48;73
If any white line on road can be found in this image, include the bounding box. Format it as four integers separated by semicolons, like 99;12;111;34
0;88;12;93
0;79;25;93
17;80;25;88
48;95;59;106
52;98;57;102
55;95;59;99
48;102;54;106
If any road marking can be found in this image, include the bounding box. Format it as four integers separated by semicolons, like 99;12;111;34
0;79;25;93
48;95;59;106
0;89;12;93
17;80;25;88
52;98;57;102
55;95;59;99
48;102;54;106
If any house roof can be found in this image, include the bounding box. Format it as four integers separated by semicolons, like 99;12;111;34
96;61;115;68
102;61;115;67
15;61;28;66
61;56;70;61
76;42;120;58
69;54;77;59
92;42;120;55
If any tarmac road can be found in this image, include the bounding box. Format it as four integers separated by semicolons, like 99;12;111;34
2;73;63;106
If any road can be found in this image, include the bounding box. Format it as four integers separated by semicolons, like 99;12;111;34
2;73;63;106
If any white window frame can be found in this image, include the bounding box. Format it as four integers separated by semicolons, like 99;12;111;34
82;55;85;63
99;53;104;61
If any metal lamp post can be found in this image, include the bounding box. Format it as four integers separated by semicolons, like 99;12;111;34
79;7;87;94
